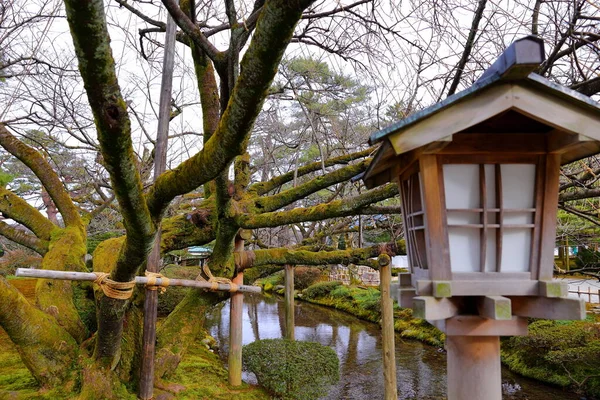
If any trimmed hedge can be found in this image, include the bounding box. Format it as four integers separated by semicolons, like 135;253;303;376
243;339;339;400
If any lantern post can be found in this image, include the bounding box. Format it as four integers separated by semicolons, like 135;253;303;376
362;36;600;399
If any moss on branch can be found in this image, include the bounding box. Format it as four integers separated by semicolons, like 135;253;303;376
0;276;79;387
160;211;216;252
36;226;88;343
244;240;406;268
64;0;155;280
237;183;399;229
249;147;375;196
0;125;81;228
0;186;55;241
249;159;371;213
0;219;48;255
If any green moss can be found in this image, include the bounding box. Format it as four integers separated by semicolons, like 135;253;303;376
169;333;269;400
255;270;284;292
433;281;452;298
502;319;600;397
243;339;339;400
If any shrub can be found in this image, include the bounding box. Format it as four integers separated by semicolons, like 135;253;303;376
293;267;322;290
302;281;342;300
256;271;285;292
243;339;339;400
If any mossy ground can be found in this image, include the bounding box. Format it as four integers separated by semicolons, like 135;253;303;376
170;337;268;400
0;277;268;399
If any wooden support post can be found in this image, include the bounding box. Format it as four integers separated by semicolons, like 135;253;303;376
284;265;295;341
379;255;398;400
139;11;176;398
139;234;161;400
228;238;245;387
447;335;502;400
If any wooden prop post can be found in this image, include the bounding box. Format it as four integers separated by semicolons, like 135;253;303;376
228;237;246;386
284;264;295;340
139;10;177;399
379;254;398;400
15;268;261;293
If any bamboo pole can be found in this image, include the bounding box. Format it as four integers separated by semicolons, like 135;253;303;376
379;254;398;400
228;238;245;386
15;268;261;293
284;264;295;340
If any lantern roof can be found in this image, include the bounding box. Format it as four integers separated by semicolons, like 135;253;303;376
363;36;600;189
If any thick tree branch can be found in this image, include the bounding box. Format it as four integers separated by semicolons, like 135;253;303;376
64;0;155;281
249;146;375;195
146;0;317;218
241;239;405;269
237;182;398;229
0;277;79;387
161;0;225;68
0;125;81;227
251;159;371;213
0;186;55;240
0;220;48;255
559;188;600;202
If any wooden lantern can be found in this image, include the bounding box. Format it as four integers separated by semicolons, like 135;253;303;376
362;36;600;400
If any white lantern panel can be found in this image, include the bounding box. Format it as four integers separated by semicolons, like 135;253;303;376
485;164;497;208
443;165;479;209
448;227;480;272
501;164;536;209
447;211;479;225
503;212;533;225
500;229;532;272
484;228;497;272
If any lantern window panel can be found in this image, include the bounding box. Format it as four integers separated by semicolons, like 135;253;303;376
442;163;537;274
400;173;428;271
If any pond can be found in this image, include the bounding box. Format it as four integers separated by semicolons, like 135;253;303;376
205;294;581;400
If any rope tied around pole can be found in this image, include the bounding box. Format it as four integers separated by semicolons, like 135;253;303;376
93;272;136;300
144;271;170;293
198;262;239;293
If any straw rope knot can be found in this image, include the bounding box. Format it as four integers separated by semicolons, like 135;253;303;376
198;262;240;293
144;271;170;293
93;272;136;300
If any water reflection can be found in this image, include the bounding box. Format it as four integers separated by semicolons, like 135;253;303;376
205;294;579;400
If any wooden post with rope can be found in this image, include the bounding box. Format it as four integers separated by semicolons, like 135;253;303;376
379;254;398;400
284;264;295;340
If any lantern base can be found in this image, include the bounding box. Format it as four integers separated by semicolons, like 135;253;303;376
447;335;501;400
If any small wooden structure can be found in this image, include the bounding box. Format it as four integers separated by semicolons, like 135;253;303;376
362;36;600;400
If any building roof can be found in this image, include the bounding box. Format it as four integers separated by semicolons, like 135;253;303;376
363;36;600;189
